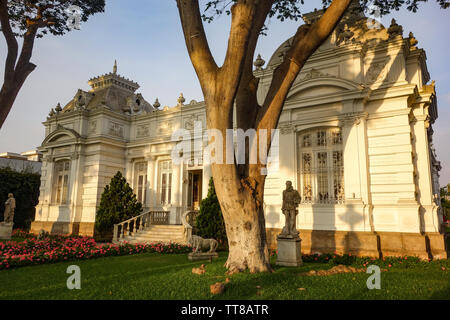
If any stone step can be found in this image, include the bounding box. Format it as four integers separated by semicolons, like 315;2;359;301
132;236;185;242
121;236;187;243
141;230;184;234
125;239;188;245
119;224;186;244
144;226;184;232
130;230;184;236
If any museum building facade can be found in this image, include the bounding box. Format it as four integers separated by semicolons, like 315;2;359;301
31;12;447;259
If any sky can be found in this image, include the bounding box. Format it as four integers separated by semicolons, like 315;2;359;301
0;0;449;185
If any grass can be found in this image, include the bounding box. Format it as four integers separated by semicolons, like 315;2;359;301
0;252;448;300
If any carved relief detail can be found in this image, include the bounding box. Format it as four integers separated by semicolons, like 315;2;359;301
108;121;124;138
365;60;388;84
136;124;150;138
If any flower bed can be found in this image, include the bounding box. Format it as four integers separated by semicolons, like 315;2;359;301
1;232;192;270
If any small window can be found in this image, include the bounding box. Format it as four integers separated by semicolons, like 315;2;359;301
135;162;148;204
52;160;71;205
159;160;172;205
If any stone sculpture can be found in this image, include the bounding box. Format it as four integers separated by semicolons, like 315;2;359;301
188;235;219;261
3;193;15;224
276;181;303;267
190;235;218;253
0;193;15;240
280;181;301;238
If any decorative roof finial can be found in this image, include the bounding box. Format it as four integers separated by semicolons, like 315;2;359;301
408;32;418;48
388;18;403;38
113;60;117;74
177;93;186;105
153;98;161;109
48;108;55;119
254;54;265;71
55;103;62;114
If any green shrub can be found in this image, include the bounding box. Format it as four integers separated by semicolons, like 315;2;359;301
195;177;227;247
95;171;142;239
0;167;40;230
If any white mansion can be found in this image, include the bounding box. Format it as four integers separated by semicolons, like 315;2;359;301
31;12;447;259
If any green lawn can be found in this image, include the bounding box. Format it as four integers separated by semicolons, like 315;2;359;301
0;252;448;300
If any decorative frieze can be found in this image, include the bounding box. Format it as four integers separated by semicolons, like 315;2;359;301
279;124;295;135
136;124;150;138
339;112;368;127
108;121;124;138
158;121;173;134
89;120;97;134
365;60;388;84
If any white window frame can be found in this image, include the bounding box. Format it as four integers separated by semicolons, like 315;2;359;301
298;127;344;204
159;160;172;205
52;159;71;205
135;162;148;204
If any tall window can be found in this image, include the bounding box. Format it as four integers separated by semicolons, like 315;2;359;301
298;128;344;204
159;160;172;205
135;162;147;204
52;160;70;204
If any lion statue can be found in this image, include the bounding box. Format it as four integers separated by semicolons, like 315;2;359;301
37;229;49;240
189;235;218;253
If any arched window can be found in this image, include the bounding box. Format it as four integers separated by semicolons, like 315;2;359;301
135;162;148;204
298;127;344;204
52;160;71;205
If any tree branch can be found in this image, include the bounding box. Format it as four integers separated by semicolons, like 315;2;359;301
0;0;19;84
235;0;274;131
15;25;38;75
256;0;352;131
219;0;258;99
176;0;218;91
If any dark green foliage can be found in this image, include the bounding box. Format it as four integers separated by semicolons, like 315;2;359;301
0;167;40;230
95;171;142;236
195;177;227;246
202;0;449;24
441;198;449;221
5;0;105;38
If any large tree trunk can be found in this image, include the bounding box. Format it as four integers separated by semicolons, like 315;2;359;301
211;163;270;273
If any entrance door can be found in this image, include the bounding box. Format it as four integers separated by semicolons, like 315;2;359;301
188;170;202;210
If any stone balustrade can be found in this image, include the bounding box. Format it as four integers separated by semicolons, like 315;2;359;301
113;210;170;243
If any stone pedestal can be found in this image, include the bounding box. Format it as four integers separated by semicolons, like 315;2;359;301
276;235;303;267
188;252;219;261
0;223;13;240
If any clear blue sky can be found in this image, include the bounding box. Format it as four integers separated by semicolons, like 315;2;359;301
0;0;449;185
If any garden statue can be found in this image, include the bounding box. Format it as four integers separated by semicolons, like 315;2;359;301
280;181;301;238
190;235;218;253
2;193;15;224
187;235;219;261
276;181;303;267
0;193;15;240
37;229;49;240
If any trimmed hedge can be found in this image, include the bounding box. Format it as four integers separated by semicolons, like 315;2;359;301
195;177;227;247
95;171;142;240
